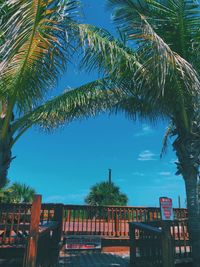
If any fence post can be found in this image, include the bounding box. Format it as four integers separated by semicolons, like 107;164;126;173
24;194;42;267
114;213;119;237
129;223;136;267
51;204;64;263
161;221;174;267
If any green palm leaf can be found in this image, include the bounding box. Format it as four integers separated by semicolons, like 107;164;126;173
77;1;200;131
0;0;79;138
77;23;142;78
11;80;124;145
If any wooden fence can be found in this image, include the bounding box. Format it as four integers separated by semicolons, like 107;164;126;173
63;205;188;237
129;220;192;267
0;202;191;266
0;197;63;267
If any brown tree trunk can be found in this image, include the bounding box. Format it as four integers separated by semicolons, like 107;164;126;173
173;130;200;267
0;118;13;188
184;176;200;267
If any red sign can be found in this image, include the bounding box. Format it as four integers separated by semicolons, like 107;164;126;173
160;197;174;220
65;235;101;250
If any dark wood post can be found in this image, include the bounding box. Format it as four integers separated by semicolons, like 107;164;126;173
114;212;119;237
51;204;64;263
24;195;42;267
129;223;136;267
161;221;174;267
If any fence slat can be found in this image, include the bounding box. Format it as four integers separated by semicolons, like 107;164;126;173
161;221;174;267
24;195;42;267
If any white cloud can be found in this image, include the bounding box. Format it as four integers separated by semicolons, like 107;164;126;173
158;172;171;176
138;150;157;161
134;124;154;137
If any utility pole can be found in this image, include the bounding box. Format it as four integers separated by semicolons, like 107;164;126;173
108;169;112;185
178;195;181;209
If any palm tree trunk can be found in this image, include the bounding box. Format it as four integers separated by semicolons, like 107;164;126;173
0;118;13;189
173;132;200;267
184;176;200;267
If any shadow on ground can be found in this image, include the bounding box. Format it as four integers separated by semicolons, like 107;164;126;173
0;259;22;267
59;252;129;267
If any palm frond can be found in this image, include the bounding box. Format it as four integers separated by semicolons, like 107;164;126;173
108;0;200;58
111;91;166;124
107;0;200;93
107;2;200;129
76;15;200;105
133;16;200;130
77;23;142;79
149;0;200;59
139;16;200;92
160;122;175;158
11;80;124;145
0;0;80;138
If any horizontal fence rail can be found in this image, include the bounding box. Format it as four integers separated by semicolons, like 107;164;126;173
63;205;188;237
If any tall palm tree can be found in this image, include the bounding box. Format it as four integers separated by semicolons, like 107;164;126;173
78;0;200;265
0;0;124;188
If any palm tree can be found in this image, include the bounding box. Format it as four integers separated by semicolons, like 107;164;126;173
0;179;12;203
0;0;124;188
85;181;128;206
9;182;36;203
0;179;36;203
78;0;200;265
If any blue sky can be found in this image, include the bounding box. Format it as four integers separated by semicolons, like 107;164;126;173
9;0;186;207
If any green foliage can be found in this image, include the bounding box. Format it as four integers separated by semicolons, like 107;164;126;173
80;0;200;128
0;0;122;143
77;0;200;179
9;182;36;203
85;181;128;206
103;0;200;175
0;181;35;203
0;179;12;203
0;0;125;187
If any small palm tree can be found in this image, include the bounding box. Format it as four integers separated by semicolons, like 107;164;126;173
0;180;35;203
85;181;128;206
9;182;35;203
0;179;12;203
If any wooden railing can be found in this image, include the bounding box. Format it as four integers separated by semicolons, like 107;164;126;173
63;205;188;237
0;202;191;266
0;197;63;267
129;222;163;267
129;220;192;267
